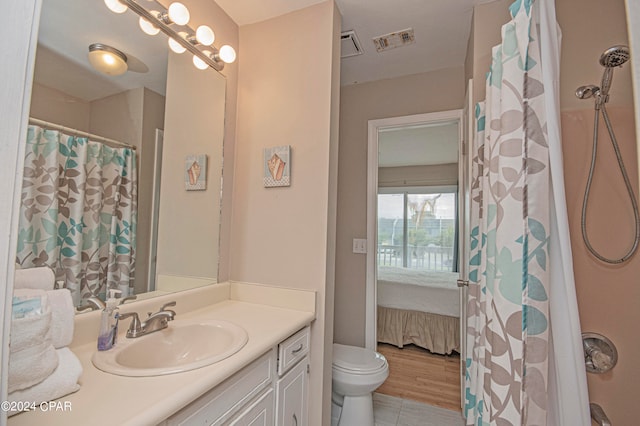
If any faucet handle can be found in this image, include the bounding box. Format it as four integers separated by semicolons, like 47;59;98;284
160;301;176;311
119;312;142;337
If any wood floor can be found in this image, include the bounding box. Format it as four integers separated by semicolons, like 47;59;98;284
376;343;462;412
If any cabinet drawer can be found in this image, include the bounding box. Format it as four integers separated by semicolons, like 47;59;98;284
166;349;276;426
277;327;310;376
227;389;274;426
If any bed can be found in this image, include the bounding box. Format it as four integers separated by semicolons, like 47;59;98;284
377;267;460;355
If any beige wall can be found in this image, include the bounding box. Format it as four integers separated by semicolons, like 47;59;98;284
156;51;226;280
231;2;340;424
468;0;512;103
154;0;238;284
30;83;90;131
556;0;638;424
334;67;465;347
89;88;144;147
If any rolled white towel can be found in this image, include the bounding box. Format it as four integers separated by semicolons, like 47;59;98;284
8;339;58;393
46;289;75;348
14;267;55;291
7;348;82;417
10;289;51;353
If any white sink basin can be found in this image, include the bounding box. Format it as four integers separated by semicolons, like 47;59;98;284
92;319;248;377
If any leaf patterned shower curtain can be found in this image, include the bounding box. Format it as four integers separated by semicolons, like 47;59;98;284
465;0;553;424
16;126;137;306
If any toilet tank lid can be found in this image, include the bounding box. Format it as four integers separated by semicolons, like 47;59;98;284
332;343;387;372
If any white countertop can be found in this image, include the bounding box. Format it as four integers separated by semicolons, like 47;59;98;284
8;283;315;426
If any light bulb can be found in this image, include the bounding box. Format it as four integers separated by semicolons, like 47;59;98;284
104;0;127;14
88;44;128;76
218;45;236;64
168;2;190;26
168;32;187;54
139;14;160;35
192;54;208;70
195;25;215;46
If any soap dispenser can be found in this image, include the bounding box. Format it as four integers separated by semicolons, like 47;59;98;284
97;289;121;351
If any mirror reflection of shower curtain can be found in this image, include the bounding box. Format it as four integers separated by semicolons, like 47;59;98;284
16;125;138;306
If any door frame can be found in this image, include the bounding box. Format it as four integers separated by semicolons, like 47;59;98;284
1;0;42;418
365;109;465;351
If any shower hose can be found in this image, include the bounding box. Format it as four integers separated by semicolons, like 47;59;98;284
581;103;640;264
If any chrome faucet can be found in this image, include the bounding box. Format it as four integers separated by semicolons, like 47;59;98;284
76;296;106;312
119;301;177;338
76;295;137;312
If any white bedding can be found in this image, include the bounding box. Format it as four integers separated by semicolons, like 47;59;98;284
377;267;460;317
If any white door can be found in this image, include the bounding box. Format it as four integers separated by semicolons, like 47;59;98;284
458;79;474;409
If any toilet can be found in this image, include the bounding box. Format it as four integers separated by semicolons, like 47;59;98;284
331;343;389;426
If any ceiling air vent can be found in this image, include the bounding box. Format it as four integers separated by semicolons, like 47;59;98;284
341;30;363;58
373;28;415;52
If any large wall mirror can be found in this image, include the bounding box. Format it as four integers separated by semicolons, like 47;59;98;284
18;0;226;310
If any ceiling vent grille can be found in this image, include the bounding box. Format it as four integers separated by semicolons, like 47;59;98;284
373;28;415;52
341;30;363;58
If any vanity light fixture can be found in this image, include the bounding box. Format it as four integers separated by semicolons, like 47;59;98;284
139;12;161;36
88;43;128;76
105;0;236;72
168;32;188;54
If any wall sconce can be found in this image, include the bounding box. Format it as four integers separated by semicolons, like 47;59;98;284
104;0;236;72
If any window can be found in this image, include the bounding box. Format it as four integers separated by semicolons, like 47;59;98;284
377;188;457;271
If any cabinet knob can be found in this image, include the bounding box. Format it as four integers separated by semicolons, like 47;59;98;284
293;413;298;426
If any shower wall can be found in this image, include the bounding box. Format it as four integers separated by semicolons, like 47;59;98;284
557;0;639;424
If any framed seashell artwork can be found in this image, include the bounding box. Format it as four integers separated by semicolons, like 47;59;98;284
185;154;207;190
263;145;291;187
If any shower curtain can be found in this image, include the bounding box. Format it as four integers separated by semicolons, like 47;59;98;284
16;125;137;306
465;0;590;424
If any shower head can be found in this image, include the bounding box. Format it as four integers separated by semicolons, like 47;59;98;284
598;45;630;104
576;85;600;100
599;45;630;68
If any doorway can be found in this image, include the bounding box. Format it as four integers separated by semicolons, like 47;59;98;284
365;109;466;411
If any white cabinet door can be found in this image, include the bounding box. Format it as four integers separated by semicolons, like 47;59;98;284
228;389;274;426
275;358;308;426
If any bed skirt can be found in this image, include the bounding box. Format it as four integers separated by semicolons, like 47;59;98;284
377;306;460;355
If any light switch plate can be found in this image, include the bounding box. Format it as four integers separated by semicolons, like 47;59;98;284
353;238;367;254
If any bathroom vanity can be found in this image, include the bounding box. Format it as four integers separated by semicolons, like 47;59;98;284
7;283;315;426
163;327;310;425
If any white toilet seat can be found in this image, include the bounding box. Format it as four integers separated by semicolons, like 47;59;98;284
332;343;388;374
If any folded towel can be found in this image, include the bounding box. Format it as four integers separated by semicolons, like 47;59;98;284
7;348;82;417
10;290;51;353
46;289;75;348
8;339;58;393
14;267;55;291
12;289;50;319
10;308;52;354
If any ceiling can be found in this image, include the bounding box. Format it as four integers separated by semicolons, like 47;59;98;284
215;0;493;86
37;0;493;100
36;0;168;101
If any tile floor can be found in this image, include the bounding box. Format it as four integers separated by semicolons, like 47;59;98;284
373;393;465;426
